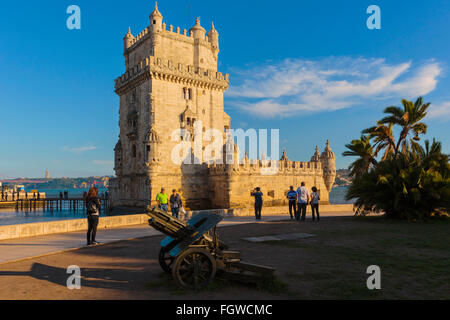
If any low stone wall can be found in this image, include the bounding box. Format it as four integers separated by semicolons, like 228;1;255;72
0;214;149;241
188;204;354;218
0;204;354;240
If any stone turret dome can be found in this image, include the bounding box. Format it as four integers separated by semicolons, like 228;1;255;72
190;17;206;38
310;146;321;162
150;2;162;18
207;21;219;36
320;140;335;159
124;27;133;39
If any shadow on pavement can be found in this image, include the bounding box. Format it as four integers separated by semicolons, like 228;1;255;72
0;262;151;290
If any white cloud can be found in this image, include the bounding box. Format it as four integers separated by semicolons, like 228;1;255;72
63;145;97;153
428;101;450;121
93;160;113;165
227;57;442;118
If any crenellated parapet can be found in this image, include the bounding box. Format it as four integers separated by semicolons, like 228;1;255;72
208;159;323;176
125;5;219;54
115;56;229;94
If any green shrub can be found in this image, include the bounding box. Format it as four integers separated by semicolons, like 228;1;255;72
344;97;450;219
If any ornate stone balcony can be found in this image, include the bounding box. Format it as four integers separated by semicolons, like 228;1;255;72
114;56;229;94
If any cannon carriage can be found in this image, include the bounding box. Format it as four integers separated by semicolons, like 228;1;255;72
146;206;275;290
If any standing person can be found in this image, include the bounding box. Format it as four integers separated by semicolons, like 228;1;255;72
83;191;88;200
310;187;320;222
85;187;101;246
251;187;263;220
59;192;63;200
169;189;182;219
296;182;309;221
156;188;169;212
1;190;4;201
25;192;28;200
286;186;297;220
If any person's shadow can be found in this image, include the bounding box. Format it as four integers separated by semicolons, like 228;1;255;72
0;263;147;290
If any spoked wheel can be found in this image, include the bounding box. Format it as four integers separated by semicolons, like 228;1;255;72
159;246;176;273
172;248;216;290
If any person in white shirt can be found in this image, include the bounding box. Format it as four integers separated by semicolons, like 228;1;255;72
310;186;320;222
296;182;309;221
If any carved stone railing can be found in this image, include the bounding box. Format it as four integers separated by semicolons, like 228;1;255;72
115;56;229;94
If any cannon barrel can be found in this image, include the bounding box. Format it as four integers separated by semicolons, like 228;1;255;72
145;206;187;238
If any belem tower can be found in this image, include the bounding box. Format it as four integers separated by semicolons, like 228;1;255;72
109;3;336;210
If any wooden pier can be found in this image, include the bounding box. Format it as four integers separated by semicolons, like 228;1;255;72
12;198;108;212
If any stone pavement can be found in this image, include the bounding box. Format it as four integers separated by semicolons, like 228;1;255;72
0;212;353;265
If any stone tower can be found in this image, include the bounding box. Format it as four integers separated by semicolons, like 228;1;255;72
320;140;336;192
110;3;230;209
109;4;337;210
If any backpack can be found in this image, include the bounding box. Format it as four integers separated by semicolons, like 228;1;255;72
87;198;98;214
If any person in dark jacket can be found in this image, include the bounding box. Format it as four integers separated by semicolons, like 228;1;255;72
169;189;183;219
286;186;297;220
251;187;263;220
85;187;101;246
310;186;320;222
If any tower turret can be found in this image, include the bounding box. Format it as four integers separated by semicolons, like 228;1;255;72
320;140;336;192
149;2;163;33
310;146;320;162
207;22;218;42
123;27;134;51
207;22;219;55
189;17;206;39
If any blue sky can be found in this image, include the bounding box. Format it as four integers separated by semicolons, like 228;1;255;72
0;0;449;178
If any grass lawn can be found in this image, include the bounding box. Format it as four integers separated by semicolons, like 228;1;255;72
144;216;449;299
262;217;450;299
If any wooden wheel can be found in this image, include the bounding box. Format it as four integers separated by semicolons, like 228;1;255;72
172;248;216;290
159;246;176;273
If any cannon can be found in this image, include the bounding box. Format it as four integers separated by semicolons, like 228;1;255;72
146;206;275;290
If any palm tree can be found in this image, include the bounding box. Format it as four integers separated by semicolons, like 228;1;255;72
418;139;449;175
379;97;429;156
343;135;377;178
362;122;395;160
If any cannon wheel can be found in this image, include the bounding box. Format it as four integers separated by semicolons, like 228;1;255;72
172;248;216;290
159;246;176;273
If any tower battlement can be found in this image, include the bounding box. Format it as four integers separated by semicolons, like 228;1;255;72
122;3;220;80
125;23;217;54
208;159;323;175
114;55;229;93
